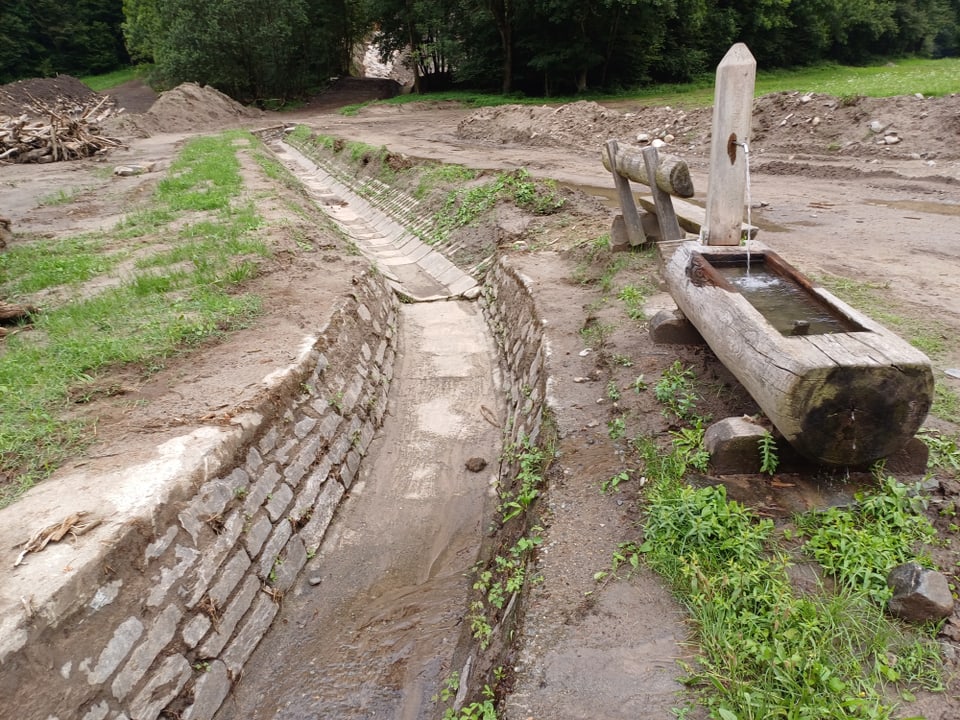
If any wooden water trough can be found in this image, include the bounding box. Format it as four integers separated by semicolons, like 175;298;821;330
663;241;934;466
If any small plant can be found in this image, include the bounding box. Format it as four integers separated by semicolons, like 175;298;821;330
606;380;621;402
653;361;700;421
612;353;633;367
594;541;642;583
617;283;650;321
631;375;647;393
758;430;780;475
443;685;498;720
499;435;545;522
468;601;493;648
607;416;626;440
670;420;709;472
432;671;460;704
601;470;631;494
579;321;615;353
918;428;960;472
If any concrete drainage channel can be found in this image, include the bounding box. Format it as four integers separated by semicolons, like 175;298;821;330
0;134;552;720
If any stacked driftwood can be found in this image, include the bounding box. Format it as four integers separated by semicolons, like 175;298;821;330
0;94;125;164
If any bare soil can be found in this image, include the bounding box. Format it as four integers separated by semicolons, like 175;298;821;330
2;76;959;718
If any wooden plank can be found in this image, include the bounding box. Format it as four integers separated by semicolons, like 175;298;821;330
601;142;693;197
704;43;756;246
637;195;757;238
603;140;646;246
662;241;933;465
641;146;684;241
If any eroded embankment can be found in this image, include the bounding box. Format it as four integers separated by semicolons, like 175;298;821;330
0;271;400;720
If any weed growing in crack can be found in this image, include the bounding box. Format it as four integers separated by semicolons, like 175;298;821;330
498;436;545;522
443;685;497;720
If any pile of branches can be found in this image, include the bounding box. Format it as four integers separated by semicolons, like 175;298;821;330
0;95;125;164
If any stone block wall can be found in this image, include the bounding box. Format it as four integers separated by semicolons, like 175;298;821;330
481;256;550;459
4;270;398;720
449;255;552;697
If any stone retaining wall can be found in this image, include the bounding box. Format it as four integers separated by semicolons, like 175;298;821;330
448;255;552;700
4;270;399;720
482;257;550;457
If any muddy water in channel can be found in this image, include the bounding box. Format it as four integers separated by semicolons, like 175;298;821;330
218;301;502;719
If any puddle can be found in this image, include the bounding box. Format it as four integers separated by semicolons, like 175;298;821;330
865;198;960;217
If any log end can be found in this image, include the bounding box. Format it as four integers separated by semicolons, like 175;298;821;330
792;364;934;466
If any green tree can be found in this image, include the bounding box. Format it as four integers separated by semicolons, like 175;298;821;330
0;0;128;83
142;0;353;102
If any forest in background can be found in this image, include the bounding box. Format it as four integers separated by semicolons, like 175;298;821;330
1;0;958;102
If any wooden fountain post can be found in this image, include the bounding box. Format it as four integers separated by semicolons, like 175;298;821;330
659;43;933;466
704;43;756;246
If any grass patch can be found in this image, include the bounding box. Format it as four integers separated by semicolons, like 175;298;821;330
0;130;273;506
430;169;564;245
38;187;84;207
0;235;119;295
81;66;146;92
334;57;958;115
637;439;944;719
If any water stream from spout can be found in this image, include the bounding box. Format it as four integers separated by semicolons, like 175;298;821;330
742;140;753;277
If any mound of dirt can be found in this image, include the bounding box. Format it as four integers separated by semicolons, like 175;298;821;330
457;100;709;153
457;92;960;162
751;91;960;160
104;81;265;137
0;75;105;118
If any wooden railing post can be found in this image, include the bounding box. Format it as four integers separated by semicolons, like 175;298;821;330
604;139;646;247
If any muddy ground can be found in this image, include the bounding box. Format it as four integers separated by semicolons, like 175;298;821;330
2;76;960;718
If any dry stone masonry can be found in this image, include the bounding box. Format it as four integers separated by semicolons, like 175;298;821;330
2;270;398;720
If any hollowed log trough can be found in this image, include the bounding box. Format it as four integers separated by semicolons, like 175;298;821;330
663;241;934;466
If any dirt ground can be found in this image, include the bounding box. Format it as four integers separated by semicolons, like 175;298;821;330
2;76;960;717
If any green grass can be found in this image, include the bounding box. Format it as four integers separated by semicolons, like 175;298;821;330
0;235;120;295
339;57;958;115
80;66;145;92
0;130;272;506
636;435;944;719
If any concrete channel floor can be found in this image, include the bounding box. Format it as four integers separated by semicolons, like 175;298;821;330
218;301;502;718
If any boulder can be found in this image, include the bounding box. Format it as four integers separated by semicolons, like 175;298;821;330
648;308;705;346
887;562;954;622
704;416;768;474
